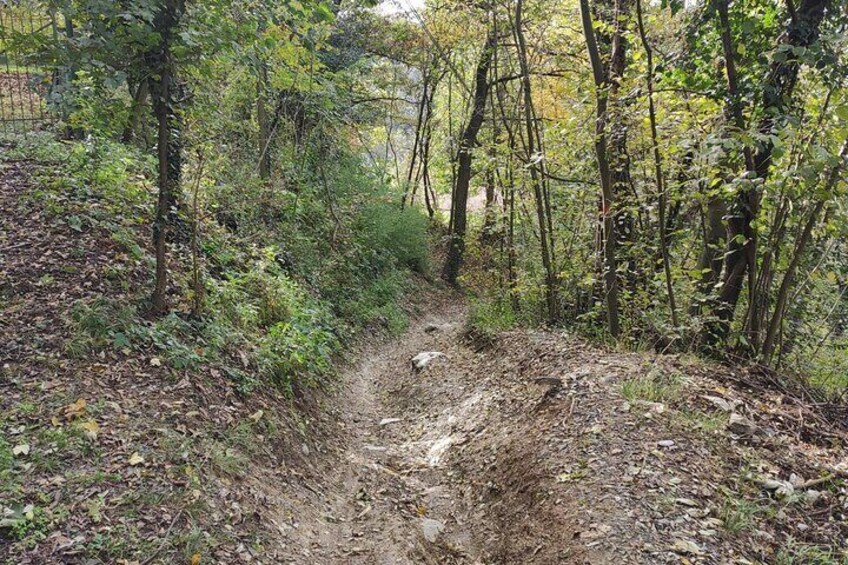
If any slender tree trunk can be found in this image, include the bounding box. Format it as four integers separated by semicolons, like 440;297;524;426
257;64;272;181
635;0;677;328
515;0;558;321
402;69;430;209
442;29;497;284
579;0;621;337
762;141;847;363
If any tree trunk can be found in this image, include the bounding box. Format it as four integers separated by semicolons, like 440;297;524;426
257;64;271;180
691;195;726;316
579;0;621;337
122;78;149;143
762;141;847;363
150;0;184;316
442;29;497;284
704;0;830;347
635;0;677;328
515;0;558;321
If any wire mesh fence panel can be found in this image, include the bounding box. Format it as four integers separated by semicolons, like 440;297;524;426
0;1;56;135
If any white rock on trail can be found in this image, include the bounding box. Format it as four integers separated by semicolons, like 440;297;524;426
411;351;446;371
420;518;445;543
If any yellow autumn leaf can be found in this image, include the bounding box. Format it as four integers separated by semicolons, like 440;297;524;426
64;398;87;420
80;419;100;440
189;553;201;565
128;452;145;466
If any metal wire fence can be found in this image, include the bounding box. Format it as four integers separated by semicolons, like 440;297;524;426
0;1;56;135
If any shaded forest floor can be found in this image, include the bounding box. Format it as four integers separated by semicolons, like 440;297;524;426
2;156;848;564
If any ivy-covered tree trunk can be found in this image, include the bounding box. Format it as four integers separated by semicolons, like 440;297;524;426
442;29;496;285
150;0;185;315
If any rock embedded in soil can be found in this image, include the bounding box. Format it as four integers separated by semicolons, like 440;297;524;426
727;412;758;436
420;518;445;543
411;351;446;372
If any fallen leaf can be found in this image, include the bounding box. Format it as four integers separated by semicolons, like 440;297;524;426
12;444;30;456
63;398;87;420
249;410;264;423
190;553;201;565
671;538;704;555
128;452;145;466
149;357;162;367
80;419;100;441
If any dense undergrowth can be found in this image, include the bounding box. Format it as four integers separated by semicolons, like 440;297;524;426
3;131;430;397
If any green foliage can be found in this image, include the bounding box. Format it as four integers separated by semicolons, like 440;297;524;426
775;539;847;565
468;298;517;335
207;256;339;393
717;495;761;535
355;202;430;273
66;298;137;356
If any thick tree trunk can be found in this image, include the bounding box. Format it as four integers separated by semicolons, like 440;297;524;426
691;196;727;316
606;0;635;288
704;0;829;347
122;78;149;143
150;0;184;316
442;30;497;284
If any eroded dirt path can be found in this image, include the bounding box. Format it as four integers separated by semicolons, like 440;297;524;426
272;302;848;565
278;303;478;564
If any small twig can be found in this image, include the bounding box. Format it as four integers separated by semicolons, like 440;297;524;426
140;508;185;565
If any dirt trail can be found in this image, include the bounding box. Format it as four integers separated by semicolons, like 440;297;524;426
275;303;479;563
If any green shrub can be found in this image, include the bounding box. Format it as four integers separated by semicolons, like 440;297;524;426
66;298;136;355
355;202;430;273
257;313;337;393
468;298;517;335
